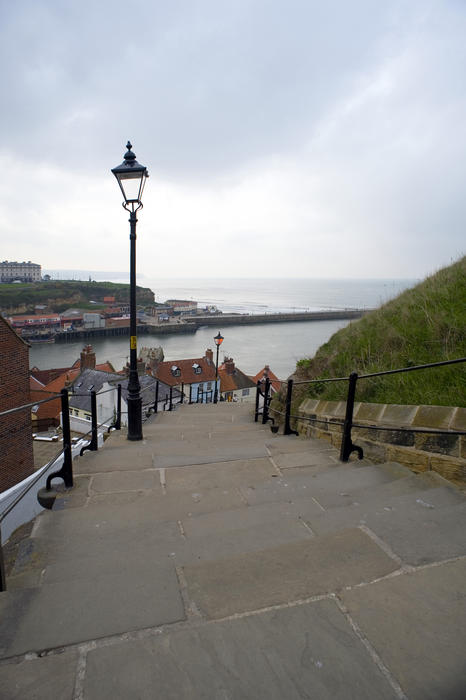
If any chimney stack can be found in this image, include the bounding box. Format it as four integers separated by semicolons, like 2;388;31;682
225;358;235;375
205;348;213;364
80;344;96;371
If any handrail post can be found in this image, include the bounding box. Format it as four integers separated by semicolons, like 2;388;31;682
262;378;271;425
180;382;184;404
284;379;298;436
80;391;98;455
189;384;193;405
153;380;159;414
115;384;122;429
169;386;173;411
340;372;363;462
47;389;73;489
254;381;261;422
90;391;98;450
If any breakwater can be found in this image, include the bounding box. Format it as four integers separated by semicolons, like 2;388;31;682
54;309;365;343
186;310;366;327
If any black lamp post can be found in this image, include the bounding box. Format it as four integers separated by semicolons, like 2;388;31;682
213;331;224;403
112;142;149;441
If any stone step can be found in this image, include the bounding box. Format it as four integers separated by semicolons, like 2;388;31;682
238;461;411;508
181;526;399;619
0;552;185;658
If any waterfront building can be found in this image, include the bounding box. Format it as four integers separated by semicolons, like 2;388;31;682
0;260;41;283
165;299;198;315
7;313;61;340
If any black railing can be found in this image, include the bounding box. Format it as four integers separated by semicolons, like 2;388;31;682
256;357;466;462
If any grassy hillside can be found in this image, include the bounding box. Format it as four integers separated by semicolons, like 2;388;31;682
287;257;466;408
0;280;155;314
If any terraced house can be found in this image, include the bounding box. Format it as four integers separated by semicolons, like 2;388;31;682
152;349;219;403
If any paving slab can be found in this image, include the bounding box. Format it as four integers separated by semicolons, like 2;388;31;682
174;517;313;565
90;468;161;494
85;484;246;521
163;457;278;491
342;558;466;700
182;527;398;619
273;450;339;469
265;436;335;455
0;649;78;700
0;559;185;658
83;599;397;700
364;500;466;566
180;499;322;538
151;442;268;468
239;463;409;508
302;481;465;537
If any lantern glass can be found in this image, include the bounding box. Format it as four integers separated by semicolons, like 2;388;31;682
112;142;148;210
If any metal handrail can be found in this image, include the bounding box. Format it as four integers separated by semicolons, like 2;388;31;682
0;394;62;418
260;356;466;460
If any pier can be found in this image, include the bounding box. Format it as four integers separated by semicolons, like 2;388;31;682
54;309;366;342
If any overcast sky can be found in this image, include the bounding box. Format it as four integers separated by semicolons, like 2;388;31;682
0;0;464;280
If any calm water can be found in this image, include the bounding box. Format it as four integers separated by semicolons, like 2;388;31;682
31;276;415;379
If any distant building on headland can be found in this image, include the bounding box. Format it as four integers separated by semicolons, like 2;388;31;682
0;260;41;283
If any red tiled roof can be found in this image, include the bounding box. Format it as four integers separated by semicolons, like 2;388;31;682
251;366;282;393
96;361;115;373
154;355;216;386
218;361;256;393
31;367;73;385
42;369;81;394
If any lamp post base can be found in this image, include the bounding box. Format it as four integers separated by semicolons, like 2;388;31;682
127;394;143;441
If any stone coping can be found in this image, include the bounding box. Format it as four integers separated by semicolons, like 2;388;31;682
299;399;465;432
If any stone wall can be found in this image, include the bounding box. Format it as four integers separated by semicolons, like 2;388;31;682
296;398;466;485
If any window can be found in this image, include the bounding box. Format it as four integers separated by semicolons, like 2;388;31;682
85;414;91;421
242;388;250;396
192;363;202;375
206;382;212;390
171;365;181;377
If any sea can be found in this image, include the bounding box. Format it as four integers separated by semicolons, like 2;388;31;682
32;276;416;380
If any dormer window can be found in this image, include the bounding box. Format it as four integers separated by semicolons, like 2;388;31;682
192;363;202;375
171;365;181;377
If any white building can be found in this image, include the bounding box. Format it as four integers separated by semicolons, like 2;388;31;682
0;260;41;283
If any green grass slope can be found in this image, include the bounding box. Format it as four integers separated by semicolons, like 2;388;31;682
292;256;466;407
0;280;155;314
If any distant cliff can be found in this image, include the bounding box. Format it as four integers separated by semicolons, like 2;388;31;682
0;280;155;314
284;256;466;407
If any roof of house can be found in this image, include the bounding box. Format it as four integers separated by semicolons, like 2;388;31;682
31;367;74;385
251;366;282;393
154;355;217;386
68;369;177;411
30;375;62;421
218;362;256;393
42;369;81;394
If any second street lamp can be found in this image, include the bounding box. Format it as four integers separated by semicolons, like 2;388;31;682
213;331;224;403
112;141;149;441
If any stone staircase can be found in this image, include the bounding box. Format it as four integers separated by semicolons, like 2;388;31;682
1;402;465;699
